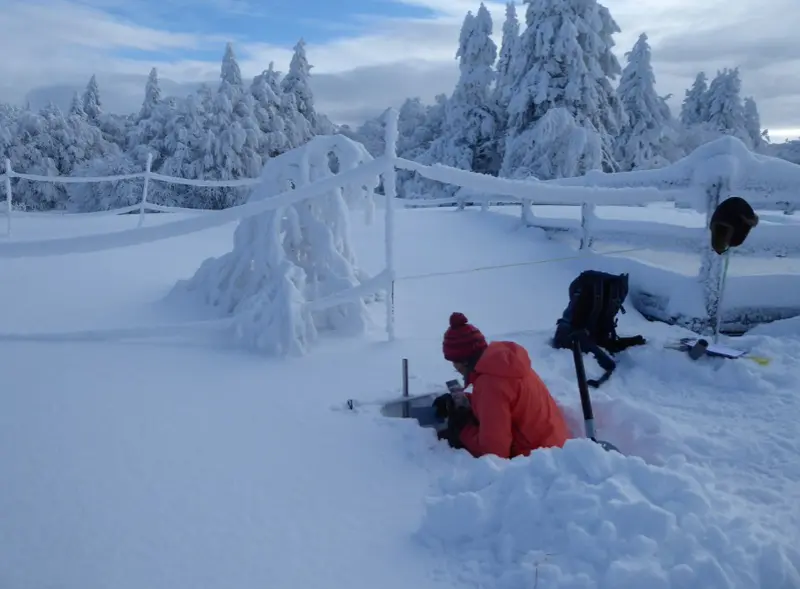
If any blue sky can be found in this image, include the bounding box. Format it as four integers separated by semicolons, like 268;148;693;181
107;0;438;62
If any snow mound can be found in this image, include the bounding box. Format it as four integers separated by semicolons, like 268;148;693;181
417;440;800;589
747;315;800;338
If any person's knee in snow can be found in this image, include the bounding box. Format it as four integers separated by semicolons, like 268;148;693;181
434;312;570;459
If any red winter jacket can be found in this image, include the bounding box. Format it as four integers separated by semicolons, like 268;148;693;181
459;341;569;459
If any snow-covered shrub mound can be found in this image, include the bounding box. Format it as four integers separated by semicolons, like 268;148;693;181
418;440;800;589
169;134;381;355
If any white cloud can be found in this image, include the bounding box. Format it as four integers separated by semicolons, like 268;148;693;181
2;0;798;137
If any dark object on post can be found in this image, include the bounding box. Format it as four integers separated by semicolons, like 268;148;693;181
570;333;620;453
709;196;759;255
552;270;646;387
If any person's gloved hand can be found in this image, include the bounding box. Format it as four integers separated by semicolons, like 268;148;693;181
448;392;474;431
432;393;454;420
434;392;475;449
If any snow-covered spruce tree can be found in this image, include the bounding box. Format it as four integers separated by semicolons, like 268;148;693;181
397;98;432;159
0;104;16;162
127;67;169;169
515;107;602;179
404;4;500;200
153;89;212;207
615;33;676;170
139;68;162;120
491;2;520;165
395;93;448;198
65;153;142;212
250;63;291;157
68;92;85;118
495;2;520;111
743;96;765;151
768;139;800;164
351;114;385;157
705;68;750;146
678;71;720;153
9;104;117;210
190;43;263;209
82;75;102;121
500;0;625;179
680;72;708;127
281;39;326;139
169;134;377;355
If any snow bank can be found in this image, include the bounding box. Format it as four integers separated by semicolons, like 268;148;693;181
169;134;385;355
418;440;800;589
747;314;800;338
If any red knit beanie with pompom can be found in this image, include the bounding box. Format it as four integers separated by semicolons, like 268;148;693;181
442;312;488;363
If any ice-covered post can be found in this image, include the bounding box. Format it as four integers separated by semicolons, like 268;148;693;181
137;152;152;228
4;159;12;237
383;107;399;341
698;181;728;335
520;197;535;226
579;202;596;251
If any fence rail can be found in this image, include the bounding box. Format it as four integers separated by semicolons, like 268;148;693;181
2;116;800;341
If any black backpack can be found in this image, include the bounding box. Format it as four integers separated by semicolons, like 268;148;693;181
552;270;645;387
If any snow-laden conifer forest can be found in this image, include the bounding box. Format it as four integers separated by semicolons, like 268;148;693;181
0;1;797;212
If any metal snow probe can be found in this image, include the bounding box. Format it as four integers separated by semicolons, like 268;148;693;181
570;331;620;453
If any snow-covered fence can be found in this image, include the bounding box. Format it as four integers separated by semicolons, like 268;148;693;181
0;152;260;236
0;125;399;351
393;136;800;333
2;111;800;343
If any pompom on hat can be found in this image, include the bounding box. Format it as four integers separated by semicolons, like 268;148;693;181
443;312;488;363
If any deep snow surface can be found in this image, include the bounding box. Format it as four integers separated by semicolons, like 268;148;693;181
1;208;799;589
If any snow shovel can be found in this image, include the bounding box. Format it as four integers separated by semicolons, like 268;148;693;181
571;333;620;453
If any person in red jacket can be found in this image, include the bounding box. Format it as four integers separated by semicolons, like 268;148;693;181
434;312;570;458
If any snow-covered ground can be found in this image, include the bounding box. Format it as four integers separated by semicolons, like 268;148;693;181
1;208;799;589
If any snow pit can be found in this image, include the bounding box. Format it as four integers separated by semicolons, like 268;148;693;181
417;439;800;589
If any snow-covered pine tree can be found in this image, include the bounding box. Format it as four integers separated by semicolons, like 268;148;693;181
403;4;500;199
127;67;169;171
495;2;519;111
768;139;800;164
743;96;765;151
9;103;117;210
705;67;750;146
154;90;212;207
501;0;625;179
680;72;708;127
69;92;86;118
491;2;520;166
397;98;431;159
0;104;16;163
281;39;325;137
615;33;676;170
139;68;161;120
250;63;291;157
192;43;263;209
82;75;102;121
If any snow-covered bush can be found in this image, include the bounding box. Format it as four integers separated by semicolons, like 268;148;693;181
168;134;380;355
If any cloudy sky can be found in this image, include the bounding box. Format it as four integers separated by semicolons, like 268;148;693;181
1;0;798;141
